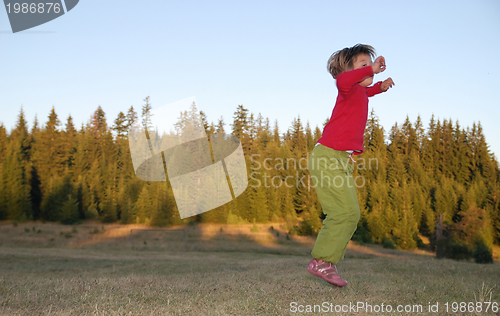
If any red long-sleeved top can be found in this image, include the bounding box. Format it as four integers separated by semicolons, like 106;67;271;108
317;66;382;155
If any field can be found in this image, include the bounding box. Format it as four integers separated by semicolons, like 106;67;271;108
0;221;499;315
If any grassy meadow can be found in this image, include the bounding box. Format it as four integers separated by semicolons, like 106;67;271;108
0;221;499;316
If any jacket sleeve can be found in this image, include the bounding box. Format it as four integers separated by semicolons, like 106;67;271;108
336;66;374;97
366;81;382;97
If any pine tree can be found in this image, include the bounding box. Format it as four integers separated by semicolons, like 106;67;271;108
100;187;117;223
199;111;212;136
4;141;32;221
451;121;470;184
440;119;455;178
32;107;65;193
313;126;322;144
0;169;6;220
272;119;281;145
151;182;173;227
60;193;79;224
62;115;77;173
414;115;425;155
247;113;256;153
454;196;494;250
282;187;298;228
401;116;419;176
422;114;438;173
40;175;74;222
288;116;307;155
471;122;494;181
0;123;7;220
142;96;153;132
249;174;269;223
305;121;314;152
393;179;418;249
3;109;34;221
29;164;42;220
366;177;390;243
215;116;225;134
73;124;91;178
231;105;250;152
135;185;153;224
31;115;40;138
89;106;107;138
11;108;31;162
267;185;281;222
126;106;138;130
112;111;128;139
323;117;330;128
0;123;7;160
364;109;384;151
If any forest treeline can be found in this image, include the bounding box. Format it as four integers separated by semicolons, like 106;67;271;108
0;98;499;252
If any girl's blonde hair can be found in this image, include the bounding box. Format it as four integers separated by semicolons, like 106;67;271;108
327;44;376;79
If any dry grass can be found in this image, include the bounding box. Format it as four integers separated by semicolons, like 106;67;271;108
0;221;499;315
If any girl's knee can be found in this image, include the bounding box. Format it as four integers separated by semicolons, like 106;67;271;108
322;207;360;225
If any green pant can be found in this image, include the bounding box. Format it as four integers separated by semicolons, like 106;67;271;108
308;144;360;264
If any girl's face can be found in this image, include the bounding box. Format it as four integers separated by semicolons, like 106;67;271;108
353;53;373;87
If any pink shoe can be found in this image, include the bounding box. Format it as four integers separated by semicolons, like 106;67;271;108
307;259;348;287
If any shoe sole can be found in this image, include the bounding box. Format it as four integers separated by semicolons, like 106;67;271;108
307;267;348;287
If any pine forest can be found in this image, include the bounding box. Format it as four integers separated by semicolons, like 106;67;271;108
1;98;499;256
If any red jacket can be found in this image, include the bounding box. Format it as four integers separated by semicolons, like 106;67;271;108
317;66;382;155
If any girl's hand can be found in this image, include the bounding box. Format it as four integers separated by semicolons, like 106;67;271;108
372;56;386;74
381;77;395;92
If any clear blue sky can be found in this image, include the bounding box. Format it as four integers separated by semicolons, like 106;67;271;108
1;1;499;158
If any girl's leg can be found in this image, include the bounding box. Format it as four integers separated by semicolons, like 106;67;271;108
308;145;360;264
